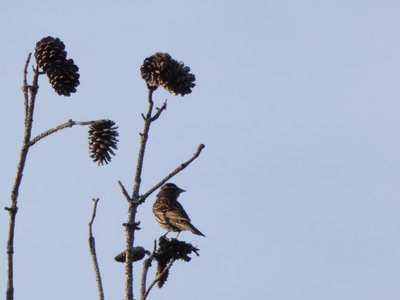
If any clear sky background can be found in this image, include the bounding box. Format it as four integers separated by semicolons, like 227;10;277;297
1;0;400;299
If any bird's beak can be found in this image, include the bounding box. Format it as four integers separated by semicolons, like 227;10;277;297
179;188;186;193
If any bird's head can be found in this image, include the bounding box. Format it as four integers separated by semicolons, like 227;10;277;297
158;183;186;198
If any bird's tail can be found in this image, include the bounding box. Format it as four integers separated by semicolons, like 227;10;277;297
189;224;205;237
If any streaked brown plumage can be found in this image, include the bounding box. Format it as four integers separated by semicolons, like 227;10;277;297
153;183;205;237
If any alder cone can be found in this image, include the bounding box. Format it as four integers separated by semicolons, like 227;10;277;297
140;52;169;88
114;247;148;263
88;120;119;165
47;59;80;96
34;36;67;73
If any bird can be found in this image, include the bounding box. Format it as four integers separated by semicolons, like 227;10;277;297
152;183;205;237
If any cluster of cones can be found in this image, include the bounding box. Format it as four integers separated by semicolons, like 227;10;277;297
34;36;80;96
113;237;199;289
141;52;196;96
154;236;199;288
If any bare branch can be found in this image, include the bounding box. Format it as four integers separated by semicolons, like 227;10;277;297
140;240;157;299
125;88;156;300
6;57;40;300
28;66;40;112
29;119;100;147
132;88;155;200
138;144;205;204
22;53;31;123
89;199;100;227
142;259;176;300
125;85;203;299
124;202;137;300
88;198;105;300
118;181;132;202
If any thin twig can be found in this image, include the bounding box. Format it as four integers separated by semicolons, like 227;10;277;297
118;181;132;202
6;55;39;300
138;144;205;204
150;100;167;122
140;240;157;299
142;259;175;300
29;119;100;147
88;198;105;300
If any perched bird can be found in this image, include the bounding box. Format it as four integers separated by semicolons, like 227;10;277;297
153;183;205;237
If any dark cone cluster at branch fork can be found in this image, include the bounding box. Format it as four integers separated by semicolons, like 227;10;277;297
88;120;119;165
141;52;196;96
34;36;80;96
155;237;200;288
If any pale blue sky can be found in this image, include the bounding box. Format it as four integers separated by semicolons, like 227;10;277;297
1;1;400;299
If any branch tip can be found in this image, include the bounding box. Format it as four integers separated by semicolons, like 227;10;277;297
4;207;17;213
118;180;132;202
139;143;206;204
88;197;104;300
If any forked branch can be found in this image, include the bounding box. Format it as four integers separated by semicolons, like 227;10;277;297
124;88;167;300
6;53;40;300
124;78;204;300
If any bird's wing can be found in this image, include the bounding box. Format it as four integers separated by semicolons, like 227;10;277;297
164;200;191;222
